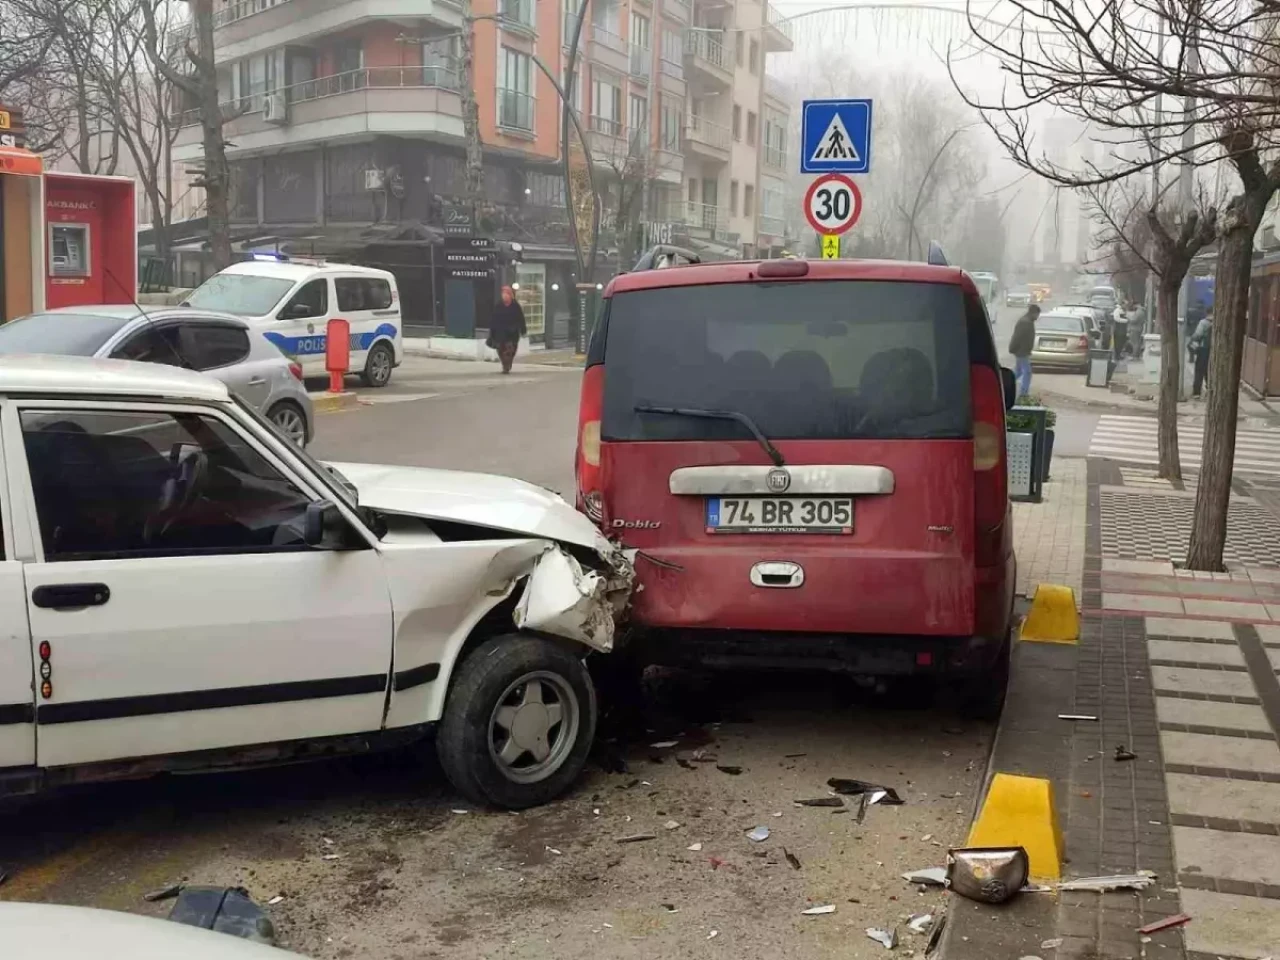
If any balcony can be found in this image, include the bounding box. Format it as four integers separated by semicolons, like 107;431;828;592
764;2;794;51
685;201;723;232
498;88;535;134
762;143;786;171
172;66;463;157
581;22;628;73
592;23;626;52
683;113;730;161
758;214;787;238
213;0;294;28
662;0;690;24
684;30;732;87
630;44;652;82
500;0;536;34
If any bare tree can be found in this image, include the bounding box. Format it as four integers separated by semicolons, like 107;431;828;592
593;125;681;268
953;0;1280;570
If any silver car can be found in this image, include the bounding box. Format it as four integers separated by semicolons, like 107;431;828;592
0;306;314;445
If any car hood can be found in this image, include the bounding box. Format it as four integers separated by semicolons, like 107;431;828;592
325;461;611;555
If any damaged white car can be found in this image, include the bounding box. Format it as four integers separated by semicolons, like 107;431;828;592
0;356;633;809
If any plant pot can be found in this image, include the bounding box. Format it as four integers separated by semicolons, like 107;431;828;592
1041;428;1055;481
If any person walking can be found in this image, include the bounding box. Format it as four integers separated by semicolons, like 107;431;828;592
1190;313;1212;398
1008;303;1039;398
489;284;526;374
1112;300;1130;360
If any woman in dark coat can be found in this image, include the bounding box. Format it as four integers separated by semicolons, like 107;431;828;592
490;284;526;374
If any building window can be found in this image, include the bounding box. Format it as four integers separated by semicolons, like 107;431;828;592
764;115;787;168
735;30;744;65
744;184;754;216
591;0;620;36
591;71;622;135
688;178;697;201
749;39;759;73
629;93;648;135
730;179;739;215
731;104;742;140
526;171;565;207
499;47;534;131
630;11;650;47
660;27;683;78
659;94;682;150
515;262;546;339
747;110;757;146
501;0;535;28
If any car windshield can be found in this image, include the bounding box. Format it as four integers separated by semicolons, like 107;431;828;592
186;273;296;316
1038;315;1085;333
1090;287;1115;302
0;312;130;355
601;279;972;442
232;394;358;508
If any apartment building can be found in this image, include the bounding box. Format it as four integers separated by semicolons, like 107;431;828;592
172;0;792;334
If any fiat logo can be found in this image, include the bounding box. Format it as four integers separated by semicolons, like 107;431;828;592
766;467;791;493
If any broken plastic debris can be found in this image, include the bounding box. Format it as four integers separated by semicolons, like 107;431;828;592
650;740;679;749
1058;871;1155;892
1058;714;1098;721
321;854;341;861
322;837;334;846
1136;913;1190;934
663;820;681;830
802;905;836;915
921;834;933;842
707;929;719;940
1040;938;1063;949
946;847;1029;904
907;913;933;934
616;833;658;844
661;903;678;913
795;797;843;807
266;896;285;906
451;809;469;815
717;765;743;775
143;883;185;903
687;842;703;851
514;544;629;651
865;926;898;949
544;846;562;855
746;826;770;843
828;778;904;804
902;867;947;886
784;847;801;870
1114;744;1137;761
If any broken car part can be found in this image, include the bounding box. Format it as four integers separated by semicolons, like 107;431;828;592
784;848;801;870
616;833;658;844
1137;914;1190;934
907;914;934;934
167;887;277;945
746;826;770;842
1114;744;1137;761
795;797;843;807
945;847;1029;904
865;926;898;949
1058;872;1155;892
802;905;836;915
143;883;185;903
717;765;743;775
828;778;904;804
902;867;948;886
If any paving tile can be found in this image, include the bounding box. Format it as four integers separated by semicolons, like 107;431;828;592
1268;604;1280;621
1248;567;1280;584
1161;731;1280;774
1102;558;1177;575
1152;666;1260;699
1148;638;1246;666
1146;616;1238;640
1155;698;1273;733
1180;888;1280;959
1173;826;1280;885
1104;592;1186;614
1183;597;1273;619
1257;623;1280;644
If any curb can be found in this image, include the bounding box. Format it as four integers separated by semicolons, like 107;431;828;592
309;391;361;414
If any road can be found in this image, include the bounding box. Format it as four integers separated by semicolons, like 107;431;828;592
1;355;991;960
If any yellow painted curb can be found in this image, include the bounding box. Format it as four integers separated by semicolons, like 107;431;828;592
967;773;1064;881
1020;583;1080;644
311;391;360;414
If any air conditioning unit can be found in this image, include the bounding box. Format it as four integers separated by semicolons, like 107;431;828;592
364;168;386;191
263;94;288;124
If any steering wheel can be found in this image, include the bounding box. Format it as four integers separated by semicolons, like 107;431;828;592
144;448;209;545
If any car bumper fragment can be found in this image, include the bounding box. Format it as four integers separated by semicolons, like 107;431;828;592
514;544;635;652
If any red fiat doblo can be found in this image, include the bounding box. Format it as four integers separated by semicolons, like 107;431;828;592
575;252;1018;716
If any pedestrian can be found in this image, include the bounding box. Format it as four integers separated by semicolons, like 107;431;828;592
1113;301;1129;360
1190;313;1212;398
1128;300;1147;356
489;284;526;375
1008;303;1039;398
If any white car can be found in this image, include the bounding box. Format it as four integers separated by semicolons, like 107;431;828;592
0;356;632;809
184;257;403;387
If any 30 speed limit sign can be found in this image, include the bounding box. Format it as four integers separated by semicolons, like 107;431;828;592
804;173;863;236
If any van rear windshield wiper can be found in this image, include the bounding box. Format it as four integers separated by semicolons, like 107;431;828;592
634;403;785;466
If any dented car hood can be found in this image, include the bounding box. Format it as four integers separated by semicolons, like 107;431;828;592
326;461;611;555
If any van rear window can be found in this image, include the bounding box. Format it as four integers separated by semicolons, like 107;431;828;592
600;280;972;442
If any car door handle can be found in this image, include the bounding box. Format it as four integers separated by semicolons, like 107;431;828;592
248;377;266;385
32;583;111;610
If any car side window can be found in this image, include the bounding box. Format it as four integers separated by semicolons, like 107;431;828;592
335;278;366;312
112;326;187;368
282;279;328;320
366;279;393;310
21;409;319;561
176;323;251;371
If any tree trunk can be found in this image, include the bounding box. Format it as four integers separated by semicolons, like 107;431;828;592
1184;213;1255;570
191;0;232;269
459;0;483;217
1156;280;1182;480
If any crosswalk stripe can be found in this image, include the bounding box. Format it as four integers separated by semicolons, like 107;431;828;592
1089;414;1280;477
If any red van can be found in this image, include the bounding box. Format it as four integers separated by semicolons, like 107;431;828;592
575;253;1018;716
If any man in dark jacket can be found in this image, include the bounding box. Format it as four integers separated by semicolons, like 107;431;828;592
1008;304;1039;398
489;284;527;374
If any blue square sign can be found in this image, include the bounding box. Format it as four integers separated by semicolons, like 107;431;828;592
801;99;872;174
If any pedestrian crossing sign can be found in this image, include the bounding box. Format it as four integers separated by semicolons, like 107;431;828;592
801;99;872;174
821;235;840;259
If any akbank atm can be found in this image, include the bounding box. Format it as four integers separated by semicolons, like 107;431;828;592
42;171;135;309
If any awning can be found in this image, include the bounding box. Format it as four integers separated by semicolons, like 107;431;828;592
0;146;42;177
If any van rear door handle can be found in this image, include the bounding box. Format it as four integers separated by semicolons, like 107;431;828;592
32;583;111;610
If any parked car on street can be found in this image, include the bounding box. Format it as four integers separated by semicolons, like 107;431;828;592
185;256;403;387
1050;303;1103;339
0;356;633;809
0;306;315;446
575;252;1018;716
1029;310;1094;371
1005;285;1033;307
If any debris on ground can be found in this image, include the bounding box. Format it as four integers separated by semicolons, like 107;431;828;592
687;842;703;851
661;903;679;913
1058;871;1155;892
1114;744;1137;761
707;929;719;940
946;847;1029;904
717;765;743;775
544;846;562;856
709;856;726;870
663;820;681;830
802;905;836;915
266;896;285;906
650;740;679;749
794;797;844;807
1057;714;1098;721
1137;914;1191;934
783;848;801;870
828;778;905;804
676;757;696;770
746;825;771;842
902;867;947;886
322;854;341;861
169;887;277;945
0;866;7;887
143;883;185;903
865;926;898;949
1040;938;1063;949
616;833;658;844
907;913;933;934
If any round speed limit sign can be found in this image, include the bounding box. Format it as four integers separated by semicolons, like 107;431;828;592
804;173;863;236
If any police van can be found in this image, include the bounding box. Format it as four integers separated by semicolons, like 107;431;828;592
185;256;403;386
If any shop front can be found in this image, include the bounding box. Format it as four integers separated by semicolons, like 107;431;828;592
0;104;44;322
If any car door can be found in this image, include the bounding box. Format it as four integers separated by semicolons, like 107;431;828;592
0;400;35;770
10;398;394;769
268;278;330;377
175;320;271;408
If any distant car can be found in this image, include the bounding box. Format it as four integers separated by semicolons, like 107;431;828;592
1028;283;1051;303
1030;311;1093;371
1006;285;1033;307
1053;303;1103;339
0;306;314;446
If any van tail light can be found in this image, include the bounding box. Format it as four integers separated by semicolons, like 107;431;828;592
576;364;605;522
288;361;304;381
971;363;1008;568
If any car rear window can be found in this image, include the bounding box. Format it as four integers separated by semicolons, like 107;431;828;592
0;312;129;355
600;279;973;442
1038;315;1085;333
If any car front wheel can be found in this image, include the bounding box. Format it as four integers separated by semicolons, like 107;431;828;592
361;341;394;388
267;400;308;446
437;634;597;809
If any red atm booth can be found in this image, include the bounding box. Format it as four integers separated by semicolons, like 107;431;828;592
42;171;136;310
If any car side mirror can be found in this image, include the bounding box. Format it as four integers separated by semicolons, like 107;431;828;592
304;500;346;548
1000;367;1016;411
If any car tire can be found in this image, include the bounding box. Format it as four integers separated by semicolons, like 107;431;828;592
266;400;308;446
956;629;1012;722
437;634;597;810
361;341;394;388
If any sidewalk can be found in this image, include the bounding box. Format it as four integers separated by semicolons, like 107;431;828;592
946;459;1280;960
1035;369;1279;422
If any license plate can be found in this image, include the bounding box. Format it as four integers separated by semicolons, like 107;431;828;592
1041;338;1067;350
706;497;853;534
